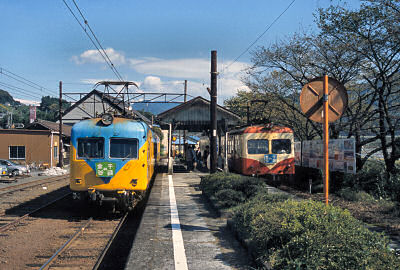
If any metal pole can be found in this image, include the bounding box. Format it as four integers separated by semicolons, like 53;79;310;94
58;81;64;168
183;80;187;158
210;51;218;173
323;75;329;205
179;129;181;156
168;123;173;175
224;132;229;172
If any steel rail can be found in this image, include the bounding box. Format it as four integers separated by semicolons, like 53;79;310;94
0;192;71;233
39;217;94;270
92;211;129;270
0;175;69;195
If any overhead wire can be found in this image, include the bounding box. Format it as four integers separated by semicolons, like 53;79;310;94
71;0;124;81
0;67;57;97
62;0;124;81
0;81;43;100
220;0;297;76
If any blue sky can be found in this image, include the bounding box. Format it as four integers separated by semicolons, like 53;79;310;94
0;0;359;105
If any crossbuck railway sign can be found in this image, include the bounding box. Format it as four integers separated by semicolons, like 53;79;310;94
300;77;348;123
300;76;348;205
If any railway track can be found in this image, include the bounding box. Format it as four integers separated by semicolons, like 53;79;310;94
0;174;69;195
0;172;148;269
0;192;71;233
39;212;129;270
0;175;70;216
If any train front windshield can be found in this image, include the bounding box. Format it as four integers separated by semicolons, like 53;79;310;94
272;139;291;154
77;138;104;158
247;139;269;154
110;138;138;159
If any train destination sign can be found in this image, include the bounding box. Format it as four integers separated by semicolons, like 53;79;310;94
96;162;116;177
300;77;348;123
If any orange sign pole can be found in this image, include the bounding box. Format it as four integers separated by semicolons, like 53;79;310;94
323;75;329;205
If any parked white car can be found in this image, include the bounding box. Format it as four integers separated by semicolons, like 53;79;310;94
0;159;30;176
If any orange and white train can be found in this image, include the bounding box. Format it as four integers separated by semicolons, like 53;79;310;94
226;124;295;176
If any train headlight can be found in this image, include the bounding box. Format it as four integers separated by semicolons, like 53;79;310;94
101;113;114;126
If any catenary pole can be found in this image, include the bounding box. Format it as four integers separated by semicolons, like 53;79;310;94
183;80;187;159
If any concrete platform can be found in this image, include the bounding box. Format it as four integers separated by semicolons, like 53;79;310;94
125;169;249;270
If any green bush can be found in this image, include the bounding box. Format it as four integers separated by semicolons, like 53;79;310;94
337;187;376;203
230;191;290;241
200;172;266;209
342;160;400;200
231;199;400;269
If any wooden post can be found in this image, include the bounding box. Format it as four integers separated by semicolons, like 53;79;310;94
210;51;217;173
58;81;64;168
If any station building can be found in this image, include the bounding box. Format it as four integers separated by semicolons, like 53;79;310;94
0;119;71;167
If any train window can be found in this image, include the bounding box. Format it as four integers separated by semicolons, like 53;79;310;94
247;139;269;154
77;138;104;159
110;138;138;159
154;140;158;158
272;139;291;154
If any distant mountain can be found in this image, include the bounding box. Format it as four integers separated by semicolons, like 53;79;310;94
132;102;178;115
0;89;20;105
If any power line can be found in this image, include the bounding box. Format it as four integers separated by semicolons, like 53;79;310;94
62;0;124;81
0;67;57;97
221;0;296;74
0;81;43;100
71;0;124;81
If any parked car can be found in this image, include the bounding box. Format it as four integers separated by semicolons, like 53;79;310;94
0;165;7;177
0;159;30;176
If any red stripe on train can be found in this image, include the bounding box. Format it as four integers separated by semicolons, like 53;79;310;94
243;126;293;134
232;157;295;175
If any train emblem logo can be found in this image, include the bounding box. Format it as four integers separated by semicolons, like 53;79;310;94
264;154;277;164
96;162;116;177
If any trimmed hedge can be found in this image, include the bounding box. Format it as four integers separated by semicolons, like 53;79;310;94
232;199;400;269
200;172;267;209
200;172;400;269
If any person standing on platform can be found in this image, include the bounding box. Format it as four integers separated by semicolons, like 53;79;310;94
186;145;195;171
203;145;210;169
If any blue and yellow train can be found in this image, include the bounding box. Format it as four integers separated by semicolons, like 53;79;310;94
70;113;160;211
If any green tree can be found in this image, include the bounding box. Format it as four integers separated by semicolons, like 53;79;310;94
318;0;400;175
237;1;400;173
38;96;70;122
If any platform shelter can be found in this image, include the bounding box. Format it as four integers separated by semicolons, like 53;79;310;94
157;96;241;173
157;96;240;132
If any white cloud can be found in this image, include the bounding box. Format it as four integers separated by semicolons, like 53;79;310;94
72;48;126;65
72;48;251;102
142;76;162;89
129;58;250;101
14;98;40;106
130;58;210;79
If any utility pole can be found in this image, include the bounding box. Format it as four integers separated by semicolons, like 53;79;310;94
58;81;64;168
210;51;217;173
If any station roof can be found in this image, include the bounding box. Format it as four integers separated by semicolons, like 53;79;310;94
157;96;241;132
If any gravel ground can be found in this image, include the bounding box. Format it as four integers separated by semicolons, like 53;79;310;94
0;176;69;214
0;193;123;269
